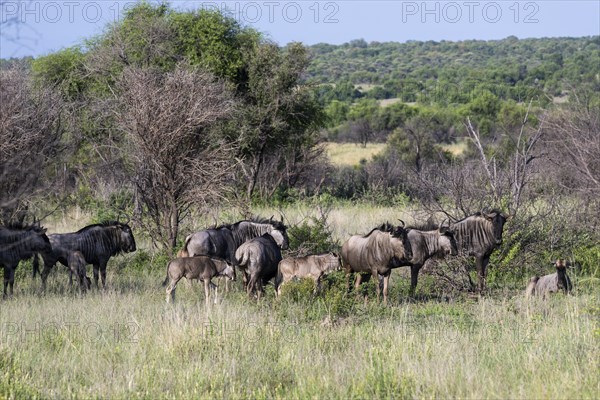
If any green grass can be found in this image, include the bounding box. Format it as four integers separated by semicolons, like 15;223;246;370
325;142;385;167
1;271;598;399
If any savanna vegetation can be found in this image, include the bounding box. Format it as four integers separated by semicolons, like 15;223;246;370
1;2;599;398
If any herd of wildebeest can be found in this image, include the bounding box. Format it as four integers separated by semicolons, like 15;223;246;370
0;209;573;303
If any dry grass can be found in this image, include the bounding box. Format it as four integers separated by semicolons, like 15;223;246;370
440;137;470;157
1;272;598;399
325;142;385;167
1;205;598;399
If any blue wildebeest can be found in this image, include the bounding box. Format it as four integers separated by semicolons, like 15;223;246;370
162;255;235;304
181;216;289;261
235;233;283;298
341;223;413;303
39;221;136;289
402;222;458;295
525;259;572;298
450;209;510;293
275;252;341;296
0;223;53;298
182;217;288;290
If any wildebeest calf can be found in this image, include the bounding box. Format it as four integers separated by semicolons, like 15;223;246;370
275;252;341;296
163;256;235;304
525;259;572;298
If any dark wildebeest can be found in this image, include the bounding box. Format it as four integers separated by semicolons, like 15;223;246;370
181;217;289;262
235;233;283;298
181;217;289;290
163;255;235;304
0;223;53;298
275;252;341;296
525;259;572;298
39;221;136;289
340;222;413;303
450;209;509;293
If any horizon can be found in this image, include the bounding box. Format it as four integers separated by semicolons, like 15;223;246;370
1;1;599;59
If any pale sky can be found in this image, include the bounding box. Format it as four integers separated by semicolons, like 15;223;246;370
1;1;599;58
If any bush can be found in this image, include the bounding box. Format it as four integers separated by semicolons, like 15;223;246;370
287;212;339;257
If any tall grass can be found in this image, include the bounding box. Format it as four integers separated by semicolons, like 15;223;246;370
2;205;598;398
1;272;598;399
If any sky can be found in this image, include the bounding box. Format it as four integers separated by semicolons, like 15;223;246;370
1;0;599;58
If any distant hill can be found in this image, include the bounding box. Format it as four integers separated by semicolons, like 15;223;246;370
306;36;600;101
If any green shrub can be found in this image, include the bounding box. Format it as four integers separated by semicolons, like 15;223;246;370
287;214;338;257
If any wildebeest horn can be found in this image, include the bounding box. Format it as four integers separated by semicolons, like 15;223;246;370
398;219;405;228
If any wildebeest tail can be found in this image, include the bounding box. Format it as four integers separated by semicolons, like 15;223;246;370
161;260;172;287
525;276;539;298
178;235;193;257
235;248;249;267
275;266;283;291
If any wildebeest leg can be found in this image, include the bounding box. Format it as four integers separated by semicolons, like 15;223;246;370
477;256;490;294
92;265;100;288
165;277;180;303
247;274;257;298
100;262;108;288
204;279;210;306
410;265;422;297
3;265;12;298
382;273;390;305
372;270;380;302
40;261;54;291
314;276;322;296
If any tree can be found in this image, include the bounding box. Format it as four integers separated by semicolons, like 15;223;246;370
545;89;600;196
236;42;326;198
113;64;236;250
0;67;65;222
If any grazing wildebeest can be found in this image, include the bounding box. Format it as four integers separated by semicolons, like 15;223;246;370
402;222;458;295
525;259;572;298
0;223;53;298
67;251;92;292
340;223;413;303
182;217;289;290
450;209;509;293
39;221;136;289
182;216;289;262
275;252;341;296
235;233;283;298
163;255;235;304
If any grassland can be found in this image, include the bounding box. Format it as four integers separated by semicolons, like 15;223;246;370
325;143;385;167
1;205;599;399
1;271;598;399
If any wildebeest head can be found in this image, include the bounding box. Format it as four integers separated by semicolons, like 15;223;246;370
324;252;342;273
117;223;137;253
554;259;569;270
31;227;52;254
391;224;413;261
438;223;458;257
220;260;236;281
266;217;289;250
482;209;509;246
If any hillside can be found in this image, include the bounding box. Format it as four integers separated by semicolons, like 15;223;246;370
307;36;600;101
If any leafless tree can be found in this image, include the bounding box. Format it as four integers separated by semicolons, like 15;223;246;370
112;64;237;250
0;1;41;54
0;67;65;222
545;93;600;197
